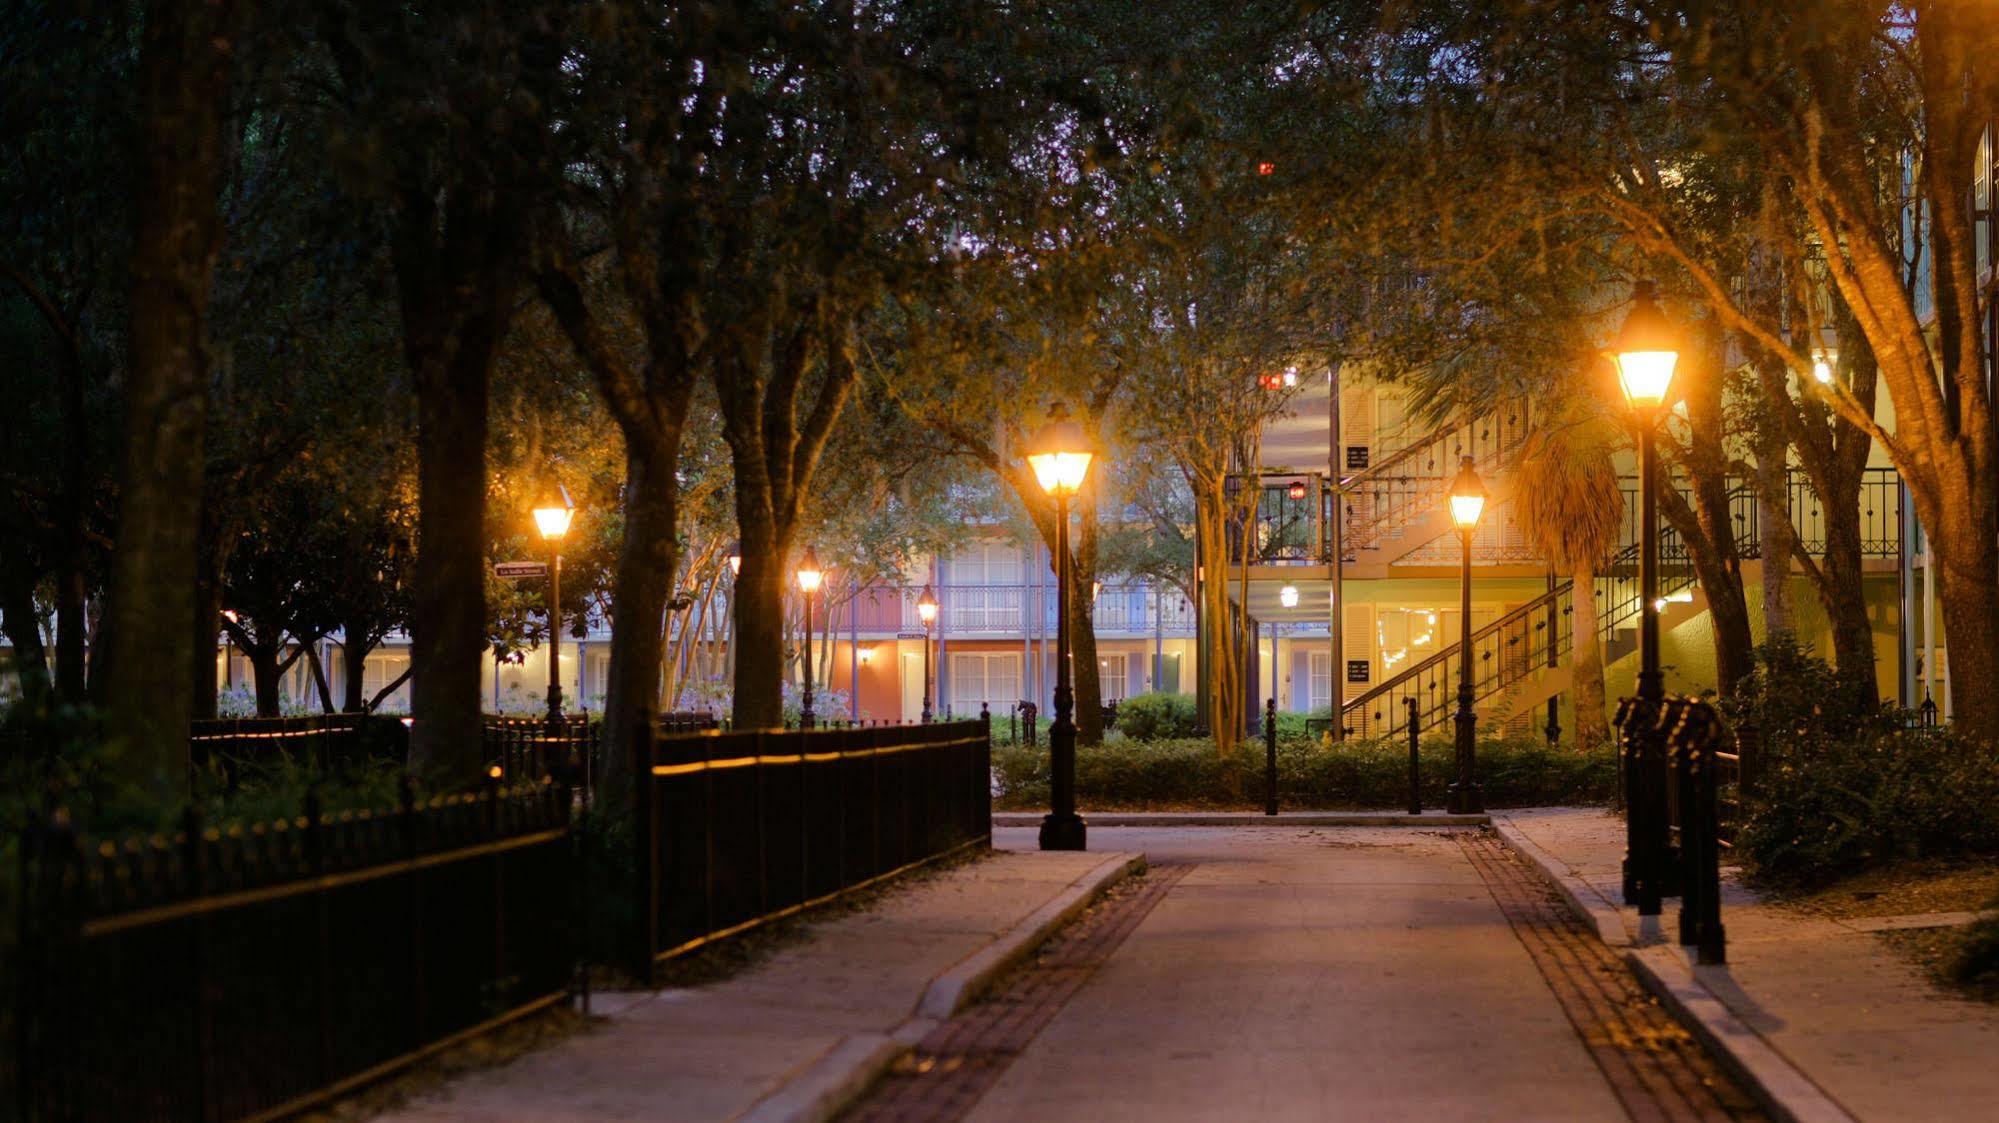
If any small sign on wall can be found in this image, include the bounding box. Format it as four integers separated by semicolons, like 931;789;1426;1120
1345;446;1370;470
1346;659;1371;684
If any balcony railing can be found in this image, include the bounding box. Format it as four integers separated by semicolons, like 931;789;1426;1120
841;583;1196;636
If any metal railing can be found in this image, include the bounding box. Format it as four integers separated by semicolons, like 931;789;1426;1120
189;714;409;789
631;717;992;980
16;781;576;1121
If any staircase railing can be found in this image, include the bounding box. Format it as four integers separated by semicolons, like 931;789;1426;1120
1338;513;1700;740
1339;406;1532;554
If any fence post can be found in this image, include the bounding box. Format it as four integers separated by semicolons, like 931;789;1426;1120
981;707;994;843
1406;697;1421;815
1673;704;1701;947
1264;698;1278;816
1696;709;1727;965
184;805;217;1123
632;720;659;987
401;775;428;1043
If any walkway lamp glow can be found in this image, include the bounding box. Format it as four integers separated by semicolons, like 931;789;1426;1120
726;539;742;577
534;491;575;732
1614;279;1680;918
796;548;823;729
917;583;938;723
1027;402;1094;851
1448;456;1486;814
1279;585;1300;608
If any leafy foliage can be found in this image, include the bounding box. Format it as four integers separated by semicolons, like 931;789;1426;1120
1112;693;1200;740
1724;638;1999;887
994;733;1614;811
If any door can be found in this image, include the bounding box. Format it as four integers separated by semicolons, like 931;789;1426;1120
1098;654;1129;701
900;651;925;722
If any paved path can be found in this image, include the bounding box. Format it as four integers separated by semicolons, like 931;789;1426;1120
1504;807;1999;1123
855;825;1746;1122
372;848;1110;1123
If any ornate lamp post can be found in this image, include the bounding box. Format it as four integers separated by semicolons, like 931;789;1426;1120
795;548;824;729
916;584;939;723
1613;279;1680;916
532;493;576;733
1026;402;1094;851
1447;457;1486;813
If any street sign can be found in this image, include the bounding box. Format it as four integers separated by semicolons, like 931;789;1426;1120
495;561;548;579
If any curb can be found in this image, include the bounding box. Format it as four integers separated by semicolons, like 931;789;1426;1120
736;850;1146;1123
1491;818;1630;947
1624;947;1857;1123
994;812;1490;828
1493;818;1855;1123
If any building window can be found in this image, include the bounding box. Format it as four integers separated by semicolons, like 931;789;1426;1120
363;651;412;713
948;652;1020;717
1309;652;1333;713
1098;654;1129;701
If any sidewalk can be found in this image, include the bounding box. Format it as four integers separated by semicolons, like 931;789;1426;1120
371;847;1136;1123
1500;807;1999;1122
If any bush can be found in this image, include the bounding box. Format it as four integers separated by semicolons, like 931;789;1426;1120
993;732;1614;810
1724;637;1999;888
1951;910;1999;995
1113;693;1198;740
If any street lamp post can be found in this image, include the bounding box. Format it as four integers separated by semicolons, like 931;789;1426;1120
1447;457;1486;814
796;549;824;729
1026;402;1094;851
532;495;576;734
917;584;939;723
1613;279;1680;917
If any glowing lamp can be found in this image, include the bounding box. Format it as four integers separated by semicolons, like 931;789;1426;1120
1812;354;1834;385
1612;280;1679;410
1257;161;1275;176
1287;480;1307;501
916;583;939;625
795;548;824;594
1448;456;1486;530
1025;403;1093;497
533;497;574;541
726;539;742;576
1279;585;1300;608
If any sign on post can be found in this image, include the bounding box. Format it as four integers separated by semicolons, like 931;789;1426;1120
495;561;548;580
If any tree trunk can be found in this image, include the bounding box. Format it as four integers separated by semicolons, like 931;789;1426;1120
1070;500;1104;746
1195;488;1245;755
1818;497;1878;708
731;511;788;729
190;551;224;720
1;572;52;711
1570;563;1608;749
248;645;282;717
1755;437;1794;639
100;0;234;805
600;442;680;815
1930;520;1999;739
341;628;372;712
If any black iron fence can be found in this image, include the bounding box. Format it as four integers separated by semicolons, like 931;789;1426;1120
16;781;575;1122
631;717;993;980
189;714;407;787
482;717;598;783
1617;696;1729;965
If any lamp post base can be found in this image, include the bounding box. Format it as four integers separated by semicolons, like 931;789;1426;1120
1038;812;1087;851
1447;783;1484;815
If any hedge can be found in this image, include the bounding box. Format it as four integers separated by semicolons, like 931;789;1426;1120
993;733;1615;810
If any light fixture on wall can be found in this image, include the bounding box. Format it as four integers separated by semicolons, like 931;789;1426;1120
1279;585;1300;608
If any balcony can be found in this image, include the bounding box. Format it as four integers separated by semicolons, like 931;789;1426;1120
844;583;1197;637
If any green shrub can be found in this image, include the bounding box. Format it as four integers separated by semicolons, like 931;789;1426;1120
1951;910;1999;995
1113;693;1198;740
1724;637;1999;888
994;732;1614;810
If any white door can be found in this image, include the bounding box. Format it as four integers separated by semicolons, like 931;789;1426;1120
1309;652;1333;712
900;651;925;722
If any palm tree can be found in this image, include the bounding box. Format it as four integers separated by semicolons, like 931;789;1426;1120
1514;418;1625;749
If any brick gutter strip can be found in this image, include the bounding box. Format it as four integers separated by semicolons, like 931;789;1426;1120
735;851;1146;1123
1492;817;1856;1123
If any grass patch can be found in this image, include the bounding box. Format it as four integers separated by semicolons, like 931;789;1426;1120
994;733;1614;810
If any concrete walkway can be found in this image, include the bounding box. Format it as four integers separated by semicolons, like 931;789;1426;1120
964;825;1633;1122
371;848;1118;1123
1502;807;1999;1123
